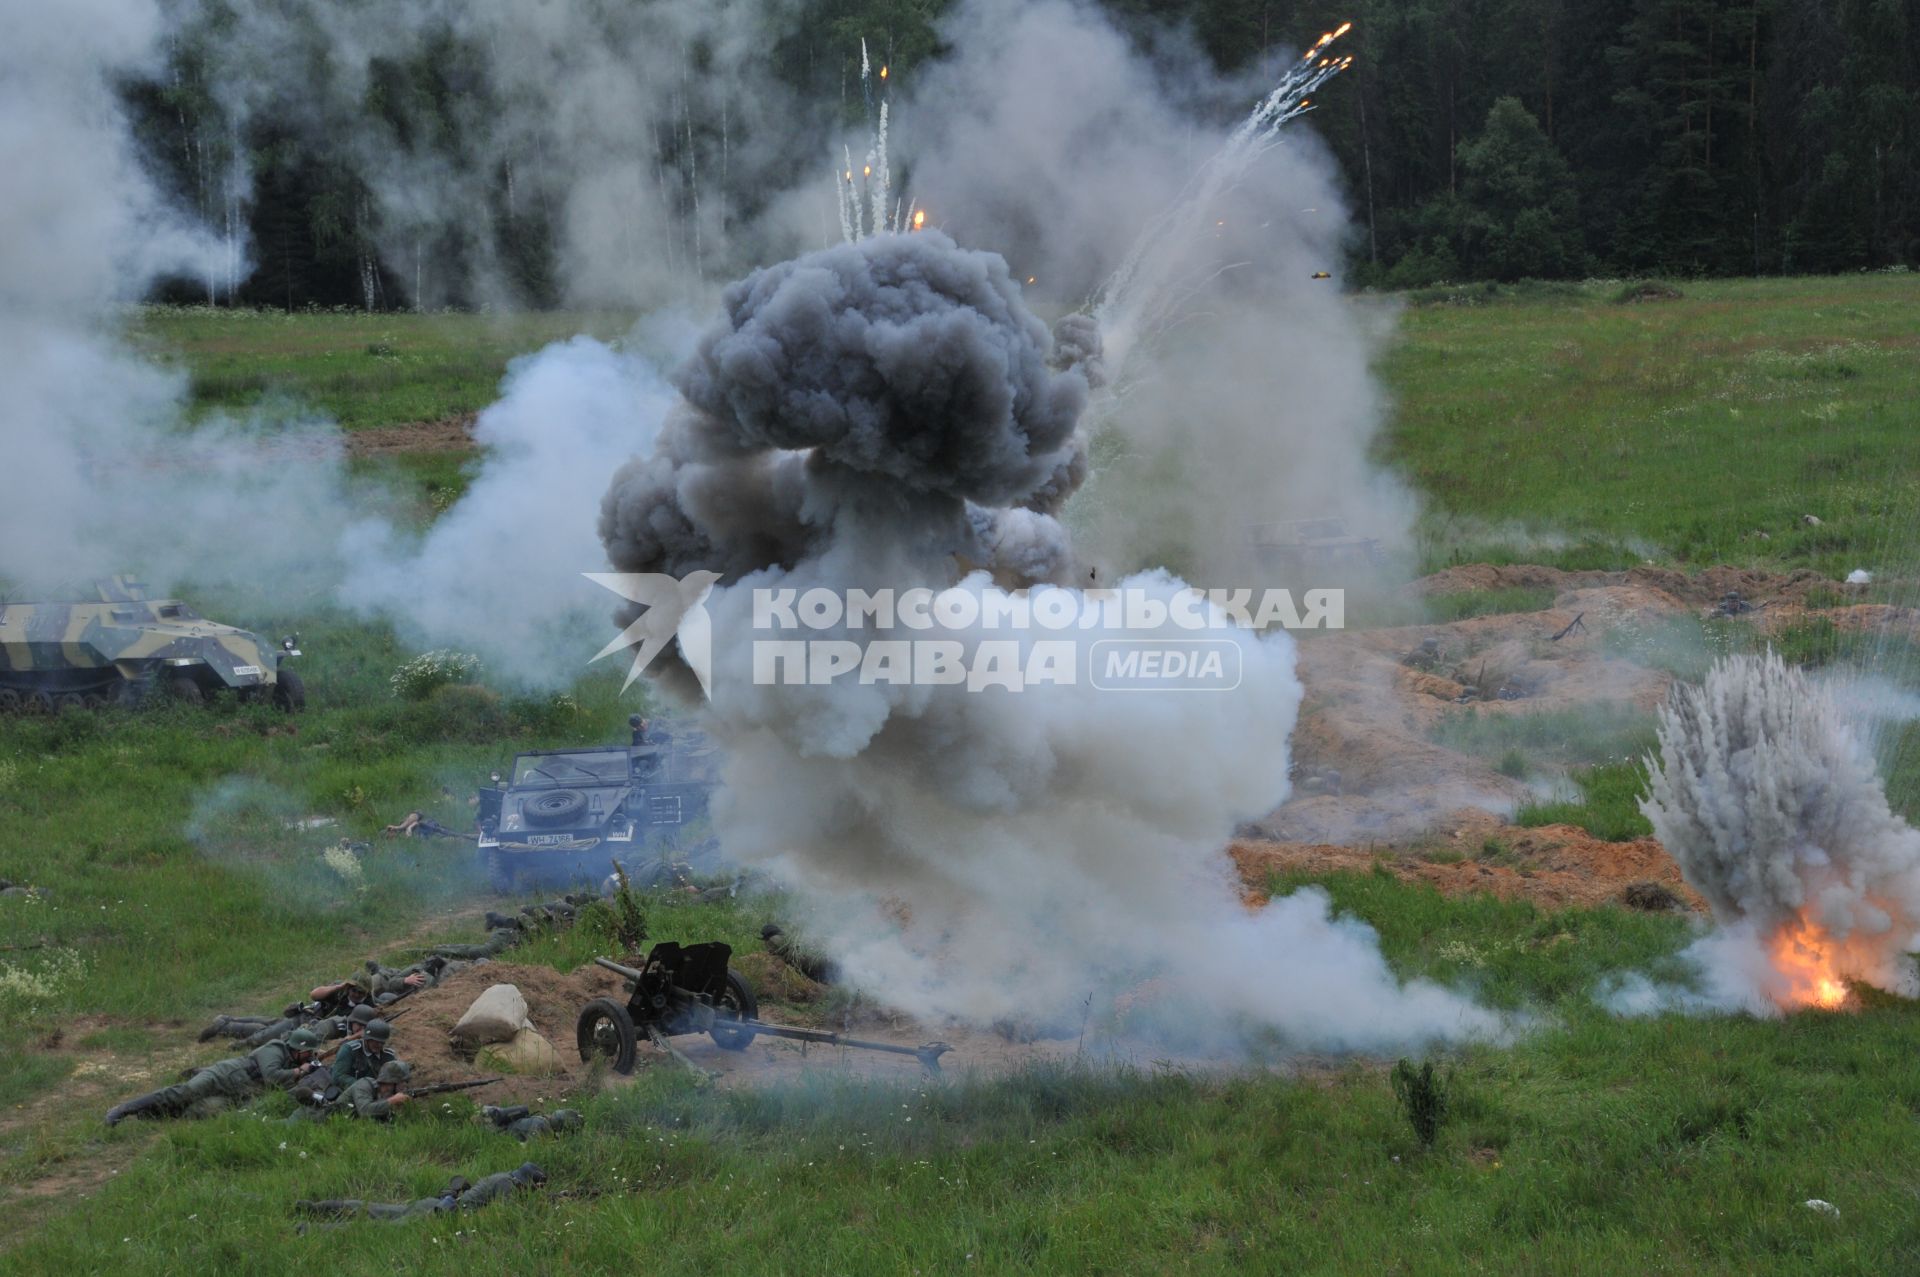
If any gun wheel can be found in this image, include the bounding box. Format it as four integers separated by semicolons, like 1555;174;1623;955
710;970;758;1051
576;998;638;1074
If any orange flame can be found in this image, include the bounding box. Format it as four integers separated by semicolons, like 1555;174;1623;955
863;165;872;177
1768;916;1852;1010
912;209;926;230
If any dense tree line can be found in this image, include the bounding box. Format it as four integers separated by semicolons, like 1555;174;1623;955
131;0;1919;308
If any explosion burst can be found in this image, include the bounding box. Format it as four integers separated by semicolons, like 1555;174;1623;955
1639;651;1920;1013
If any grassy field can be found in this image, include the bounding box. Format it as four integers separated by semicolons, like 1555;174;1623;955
5;278;1917;1271
6;873;1917;1274
127;307;632;431
1385;275;1920;576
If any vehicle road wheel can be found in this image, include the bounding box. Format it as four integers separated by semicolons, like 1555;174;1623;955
28;690;54;715
167;678;203;706
576;998;638;1074
524;790;588;828
710;970;758;1051
52;692;84;714
0;688;19;713
272;670;306;713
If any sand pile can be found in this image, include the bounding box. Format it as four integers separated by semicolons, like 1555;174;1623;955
382;961;625;1100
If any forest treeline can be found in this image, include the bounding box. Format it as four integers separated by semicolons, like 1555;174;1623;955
131;0;1919;308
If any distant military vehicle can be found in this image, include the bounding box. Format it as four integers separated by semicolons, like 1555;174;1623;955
1248;517;1382;579
476;717;719;892
0;576;305;712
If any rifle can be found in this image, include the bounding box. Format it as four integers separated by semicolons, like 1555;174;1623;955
409;1077;501;1098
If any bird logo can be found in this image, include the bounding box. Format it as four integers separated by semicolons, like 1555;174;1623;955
583;571;722;697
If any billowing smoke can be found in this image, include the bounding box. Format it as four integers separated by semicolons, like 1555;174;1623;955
601;230;1090;592
1615;652;1920;1014
898;0;1415;584
601;227;1498;1051
0;0;370;596
342;327;690;685
183;0;818;308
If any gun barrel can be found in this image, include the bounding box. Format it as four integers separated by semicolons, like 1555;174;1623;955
742;1021;952;1073
413;1076;502;1096
593;956;646;983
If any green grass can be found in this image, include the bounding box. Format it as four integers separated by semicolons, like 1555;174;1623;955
126;307;631;431
1423;585;1561;622
1431;704;1657;772
1382;274;1920;576
1516;761;1655;842
12;278;1920;1270
0;603;644;1097
7;874;1918;1273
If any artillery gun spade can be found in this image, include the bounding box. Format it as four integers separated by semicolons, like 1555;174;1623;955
577;943;950;1076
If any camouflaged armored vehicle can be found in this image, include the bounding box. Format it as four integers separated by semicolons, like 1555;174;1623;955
0;576;305;712
476;718;718;892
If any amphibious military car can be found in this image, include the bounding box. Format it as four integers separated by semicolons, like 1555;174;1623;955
0;576;304;712
476;718;719;892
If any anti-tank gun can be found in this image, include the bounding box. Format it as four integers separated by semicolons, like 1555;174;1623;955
576;942;950;1075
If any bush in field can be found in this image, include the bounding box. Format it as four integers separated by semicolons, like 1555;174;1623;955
389;649;482;700
1391;1057;1452;1148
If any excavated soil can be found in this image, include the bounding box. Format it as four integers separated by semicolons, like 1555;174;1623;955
1240;562;1911;909
1231;815;1705;914
382;961;625;1101
342;414;477;456
383;958;1086;1096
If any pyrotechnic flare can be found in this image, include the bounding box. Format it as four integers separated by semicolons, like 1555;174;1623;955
837;38;911;239
1642;651;1920;1011
1091;23;1355;381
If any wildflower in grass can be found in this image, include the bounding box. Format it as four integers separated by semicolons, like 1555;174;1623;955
321;844;368;895
389;649;483;700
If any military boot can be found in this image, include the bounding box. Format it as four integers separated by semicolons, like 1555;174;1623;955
105;1093;162;1126
197;1015;232;1043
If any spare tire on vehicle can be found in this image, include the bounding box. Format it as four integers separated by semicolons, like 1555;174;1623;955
524;790;588;828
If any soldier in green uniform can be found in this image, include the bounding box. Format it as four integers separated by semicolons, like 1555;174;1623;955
294;1162;547;1222
332;1059;415;1122
106;1028;327;1125
480;1104;583;1141
364;955;446;1000
331;1018;397;1087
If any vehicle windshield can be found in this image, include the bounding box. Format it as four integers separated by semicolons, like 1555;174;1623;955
512;750;629;787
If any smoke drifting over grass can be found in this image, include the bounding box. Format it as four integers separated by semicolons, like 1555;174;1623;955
601;221;1497;1049
1610;652;1920;1014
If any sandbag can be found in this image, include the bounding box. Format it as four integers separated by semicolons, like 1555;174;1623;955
451;983;529;1047
477;1027;561;1075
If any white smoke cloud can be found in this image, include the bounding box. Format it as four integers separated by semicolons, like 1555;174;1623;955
341;326;691;685
0;0;333;594
1611;651;1920;1014
193;0;820;308
899;0;1415;582
599;210;1494;1048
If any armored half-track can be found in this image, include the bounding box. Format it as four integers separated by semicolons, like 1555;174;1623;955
476;719;719;892
0;576;304;712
